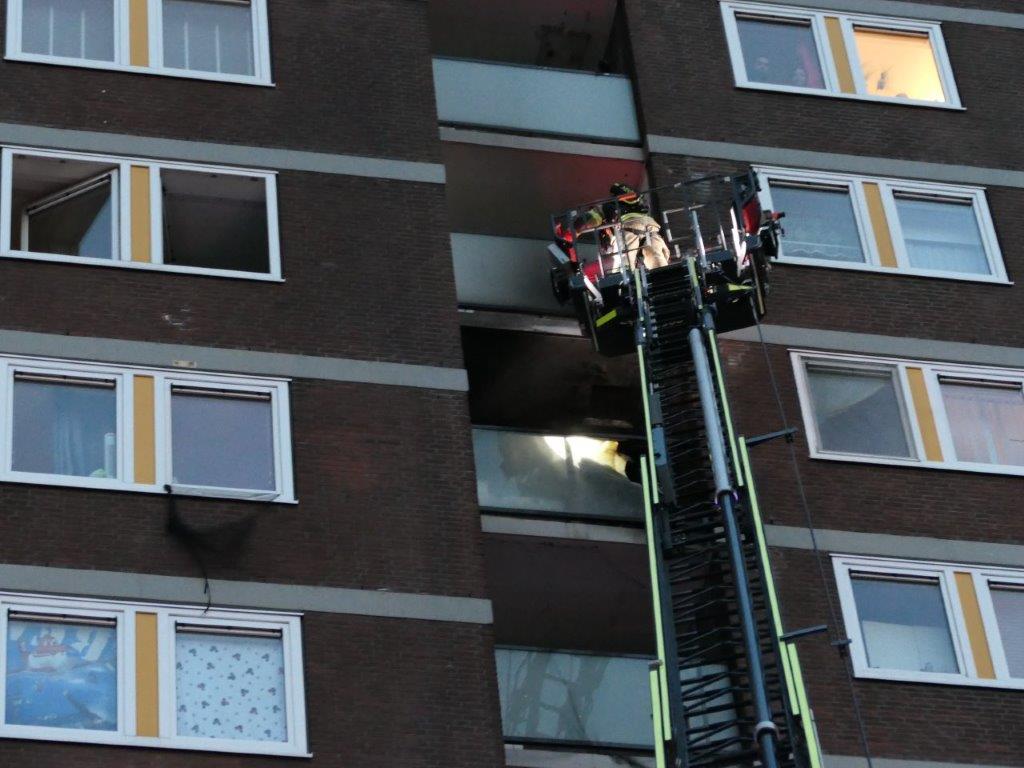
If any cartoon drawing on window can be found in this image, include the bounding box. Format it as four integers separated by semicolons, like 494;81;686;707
5;618;118;730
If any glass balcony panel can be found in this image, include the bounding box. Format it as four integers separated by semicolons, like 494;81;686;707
473;429;642;521
495;648;652;747
433;57;640;143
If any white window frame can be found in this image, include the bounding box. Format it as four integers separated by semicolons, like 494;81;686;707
0;146;282;281
5;0;273;86
720;1;962;109
0;353;295;502
834;555;1024;690
756;166;1008;284
158;611;306;756
0;592;307;756
163;373;292;501
793;350;1024;477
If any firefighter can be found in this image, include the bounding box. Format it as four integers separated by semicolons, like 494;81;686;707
577;182;671;271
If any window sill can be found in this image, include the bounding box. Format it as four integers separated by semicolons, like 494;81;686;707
2;250;284;282
1;473;298;504
0;726;310;758
777;256;1012;286
854;667;1024;690
736;82;966;110
4;53;275;87
809;450;1024;478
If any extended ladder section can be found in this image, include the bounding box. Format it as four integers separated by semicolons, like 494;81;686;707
549;175;821;768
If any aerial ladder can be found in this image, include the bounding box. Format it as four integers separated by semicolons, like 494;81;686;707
548;173;822;768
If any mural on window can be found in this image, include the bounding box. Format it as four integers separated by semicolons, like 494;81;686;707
175;629;287;742
5;617;118;730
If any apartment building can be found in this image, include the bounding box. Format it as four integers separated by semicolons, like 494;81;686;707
434;0;1024;767
1;1;1023;767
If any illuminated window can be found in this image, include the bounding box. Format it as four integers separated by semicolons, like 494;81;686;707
722;3;961;108
852;27;946;102
939;379;1024;467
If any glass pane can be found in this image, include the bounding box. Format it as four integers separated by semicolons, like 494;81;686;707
172;391;275;490
162;170;270;273
12;379;117;478
894;196;990;275
495;649;652;747
163;0;255;76
176;631;287;741
6;617;118;730
472;430;642;521
807;367;912;457
22;0;115;61
27;178;114;260
940;382;1024;466
771;184;865;263
851;576;958;673
736;17;825;89
991;587;1024;678
853;27;946;102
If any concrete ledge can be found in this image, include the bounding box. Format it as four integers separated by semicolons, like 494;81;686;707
724;324;1024;371
0;122;446;183
825;756;1020;768
767;525;1024;568
441;126;646;161
0;330;469;392
482;514;646;545
647;136;1024;189
0;563;493;624
504;745;653;768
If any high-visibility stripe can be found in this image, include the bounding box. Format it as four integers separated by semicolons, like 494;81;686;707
129;0;149;67
862;182;898;268
641;456;671;729
130;166;152;263
906;367;944;462
133;375;156;484
649;667;668;768
955;572;996;679
135;612;160;737
596;309;618;328
824;17;857;94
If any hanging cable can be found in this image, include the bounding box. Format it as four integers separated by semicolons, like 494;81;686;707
749;306;875;768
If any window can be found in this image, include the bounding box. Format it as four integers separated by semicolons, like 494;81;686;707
794;351;1024;477
1;147;281;280
835;555;1024;689
7;0;271;85
0;593;306;755
757;167;1006;282
472;428;643;522
0;355;293;500
721;2;961;108
20;0;115;62
805;363;913;459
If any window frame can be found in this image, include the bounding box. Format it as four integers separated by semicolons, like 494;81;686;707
756;166;1008;284
0;146;282;281
834;555;1024;690
793;350;1024;477
720;1;963;109
0;354;294;502
5;0;273;86
0;592;307;755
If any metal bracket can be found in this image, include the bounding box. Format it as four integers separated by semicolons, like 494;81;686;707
744;427;798;448
779;624;829;643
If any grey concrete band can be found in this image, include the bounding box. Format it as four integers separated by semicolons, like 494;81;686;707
505;746;653;768
767;525;1024;568
724;324;1024;370
0;330;469;392
740;0;1024;30
0;562;493;624
482;514;646;545
647;135;1024;189
440;126;646;161
0;122;446;183
825;756;1019;768
458;308;583;337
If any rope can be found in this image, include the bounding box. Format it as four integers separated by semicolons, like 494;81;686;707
749;306;875;768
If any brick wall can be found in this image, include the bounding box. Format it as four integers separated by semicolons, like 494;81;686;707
626;0;1024;170
0;172;464;368
772;546;1024;764
0;0;441;162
